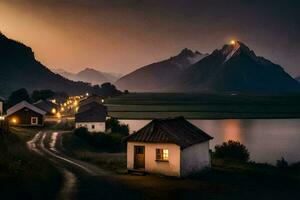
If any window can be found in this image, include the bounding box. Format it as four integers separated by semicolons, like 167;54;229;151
156;149;169;161
135;146;144;154
91;125;95;129
31;117;38;125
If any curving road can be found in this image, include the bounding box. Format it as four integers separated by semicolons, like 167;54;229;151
27;131;142;200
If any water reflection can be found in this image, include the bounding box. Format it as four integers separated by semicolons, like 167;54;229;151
221;120;243;143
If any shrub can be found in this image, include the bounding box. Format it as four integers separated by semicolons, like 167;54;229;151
106;118;129;136
214;140;250;162
276;157;289;169
73;127;125;152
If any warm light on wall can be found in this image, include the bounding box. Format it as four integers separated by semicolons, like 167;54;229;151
11;118;18;124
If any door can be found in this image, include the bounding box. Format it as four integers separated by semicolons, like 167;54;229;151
134;146;145;169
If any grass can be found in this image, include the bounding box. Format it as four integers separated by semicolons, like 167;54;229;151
62;131;126;173
45;118;75;131
0;127;62;200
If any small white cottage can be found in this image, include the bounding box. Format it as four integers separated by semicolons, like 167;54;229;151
125;117;213;177
75;102;107;132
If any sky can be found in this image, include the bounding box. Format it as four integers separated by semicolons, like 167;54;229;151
0;0;300;77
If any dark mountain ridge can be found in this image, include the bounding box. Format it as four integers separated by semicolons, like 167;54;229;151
115;48;207;91
53;67;121;85
0;33;119;97
173;41;300;93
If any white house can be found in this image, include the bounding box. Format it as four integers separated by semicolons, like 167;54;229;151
75;102;107;132
125;117;213;177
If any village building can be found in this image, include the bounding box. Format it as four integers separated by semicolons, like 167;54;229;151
79;94;104;107
125;117;213;177
6;101;46;126
75;102;108;132
33;99;60;116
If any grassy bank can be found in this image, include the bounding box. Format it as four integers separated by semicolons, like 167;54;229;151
62;131;300;199
62;131;126;173
0;127;62;199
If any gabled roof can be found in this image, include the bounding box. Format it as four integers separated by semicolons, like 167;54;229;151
75;102;107;123
125;117;213;149
33;100;59;113
79;95;103;107
77;101;107;114
6;101;46;116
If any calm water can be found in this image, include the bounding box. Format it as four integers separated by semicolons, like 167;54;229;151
120;119;300;164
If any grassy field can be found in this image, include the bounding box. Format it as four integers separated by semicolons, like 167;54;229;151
105;93;300;119
0;127;62;200
62;131;126;173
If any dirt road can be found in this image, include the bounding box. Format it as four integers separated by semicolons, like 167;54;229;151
27;131;142;200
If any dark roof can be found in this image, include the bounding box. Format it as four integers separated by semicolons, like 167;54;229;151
75;102;107;123
79;95;103;107
125;117;213;149
33;100;59;113
77;102;107;114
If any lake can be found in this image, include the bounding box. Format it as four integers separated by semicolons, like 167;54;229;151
120;119;300;164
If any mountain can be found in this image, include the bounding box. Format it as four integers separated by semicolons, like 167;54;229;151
0;33;120;97
115;48;207;91
296;76;300;83
172;41;300;93
53;68;121;85
52;69;76;80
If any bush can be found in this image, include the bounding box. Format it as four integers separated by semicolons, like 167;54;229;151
214;140;250;162
276;158;289;169
106;118;129;136
73;127;125;152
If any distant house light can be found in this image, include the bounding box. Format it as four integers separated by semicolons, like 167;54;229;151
56;112;61;118
0;116;5;120
51;108;57;114
86;93;89;97
73;100;78;106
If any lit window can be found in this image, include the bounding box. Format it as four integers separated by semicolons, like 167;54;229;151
156;149;169;161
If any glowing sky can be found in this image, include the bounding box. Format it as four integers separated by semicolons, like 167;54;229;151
0;0;300;76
